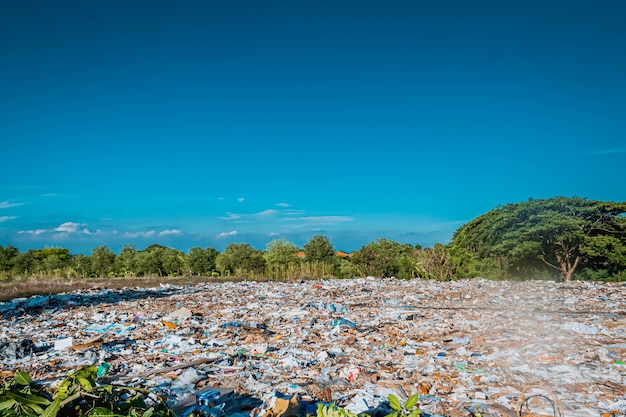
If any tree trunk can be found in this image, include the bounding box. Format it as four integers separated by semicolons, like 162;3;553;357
561;255;581;282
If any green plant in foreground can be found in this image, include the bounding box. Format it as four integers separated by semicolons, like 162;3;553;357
0;368;174;417
385;394;422;417
316;403;367;417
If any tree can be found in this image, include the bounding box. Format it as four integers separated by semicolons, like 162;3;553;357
450;197;626;281
70;254;91;277
161;247;185;276
186;247;219;276
264;239;301;278
90;245;116;277
116;244;138;277
0;245;20;273
417;244;454;281
216;243;265;276
30;247;71;275
350;238;415;278
303;235;335;263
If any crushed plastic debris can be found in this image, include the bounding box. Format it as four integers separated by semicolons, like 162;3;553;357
0;278;625;417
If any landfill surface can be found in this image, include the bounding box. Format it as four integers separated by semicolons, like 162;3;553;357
1;278;625;417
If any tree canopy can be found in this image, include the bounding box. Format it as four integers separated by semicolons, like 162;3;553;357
450;196;626;281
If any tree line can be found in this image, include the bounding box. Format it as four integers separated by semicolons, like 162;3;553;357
1;197;625;281
0;235;454;281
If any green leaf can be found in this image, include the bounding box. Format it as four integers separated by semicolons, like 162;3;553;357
5;391;51;405
41;398;61;417
388;394;402;412
0;399;17;410
23;401;45;414
404;394;419;410
408;410;422;417
87;407;117;416
13;370;32;386
77;377;94;391
143;407;154;417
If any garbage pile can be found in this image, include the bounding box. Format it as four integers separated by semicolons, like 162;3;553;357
1;278;625;417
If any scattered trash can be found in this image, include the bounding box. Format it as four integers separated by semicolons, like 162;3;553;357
0;278;625;417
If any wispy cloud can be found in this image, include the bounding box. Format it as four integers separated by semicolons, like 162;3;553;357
256;209;278;217
159;229;182;236
18;229;47;235
123;231;156;238
287;216;354;224
587;147;626;156
19;221;94;236
0;216;18;223
276;202;291;207
220;212;242;220
238;197;245;202
0;201;23;209
217;230;238;238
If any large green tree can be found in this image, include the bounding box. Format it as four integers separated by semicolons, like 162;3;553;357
303;235;335;263
90;245;116;277
450;197;626;281
185;247;219;276
351;238;417;278
264;239;300;268
216;243;266;276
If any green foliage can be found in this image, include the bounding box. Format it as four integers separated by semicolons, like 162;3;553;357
350;239;416;279
304;235;336;264
316;403;365;417
0;245;20;272
263;240;302;280
90;246;116;278
1;368;173;417
134;245;185;277
450;197;626;281
185;247;219;276
116;245;138;277
216;243;266;276
385;393;421;417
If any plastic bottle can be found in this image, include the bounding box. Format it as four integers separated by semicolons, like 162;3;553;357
96;362;111;378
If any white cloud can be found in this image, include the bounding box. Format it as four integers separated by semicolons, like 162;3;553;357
54;222;82;233
0;216;18;223
123;231;156;238
159;229;182;236
238;197;245;202
220;212;242;220
17;221;95;236
276;202;291;207
0;201;23;209
217;230;238;238
18;229;47;235
588;147;626;155
256;209;278;217
268;232;279;236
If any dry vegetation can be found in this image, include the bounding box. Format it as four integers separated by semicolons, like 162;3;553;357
0;275;271;302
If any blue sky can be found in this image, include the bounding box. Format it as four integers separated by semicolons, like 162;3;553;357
1;0;625;254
